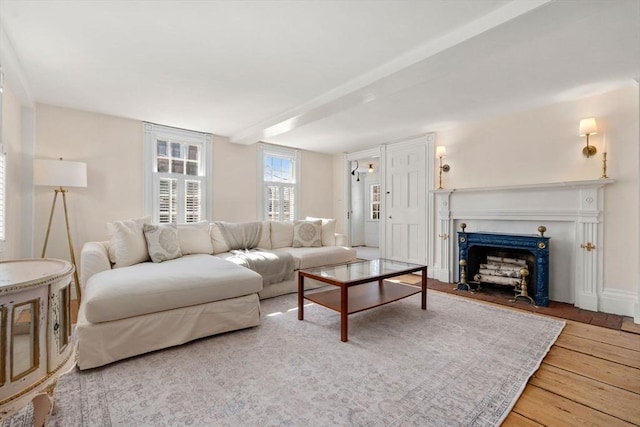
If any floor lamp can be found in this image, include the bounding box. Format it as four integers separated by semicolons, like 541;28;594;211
33;158;87;303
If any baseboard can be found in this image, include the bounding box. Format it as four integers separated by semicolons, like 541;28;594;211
600;288;637;317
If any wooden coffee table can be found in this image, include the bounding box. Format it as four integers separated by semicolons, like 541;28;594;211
298;259;427;341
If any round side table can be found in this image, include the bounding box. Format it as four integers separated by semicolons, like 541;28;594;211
0;258;77;425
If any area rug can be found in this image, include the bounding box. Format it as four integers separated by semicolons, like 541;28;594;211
50;291;564;426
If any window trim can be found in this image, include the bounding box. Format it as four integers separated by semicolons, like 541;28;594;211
257;143;300;221
370;183;380;221
143;123;212;223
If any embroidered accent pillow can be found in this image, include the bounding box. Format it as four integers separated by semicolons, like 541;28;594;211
143;223;182;263
305;216;337;246
292;220;322;248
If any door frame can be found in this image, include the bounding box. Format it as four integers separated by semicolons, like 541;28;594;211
344;147;383;248
343;133;435;272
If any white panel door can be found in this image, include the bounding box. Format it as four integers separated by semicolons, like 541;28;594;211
384;139;427;264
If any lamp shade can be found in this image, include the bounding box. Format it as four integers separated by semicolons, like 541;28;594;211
34;159;87;187
435;146;446;158
579;118;598;136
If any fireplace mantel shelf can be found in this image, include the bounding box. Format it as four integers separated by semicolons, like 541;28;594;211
431;178;615;194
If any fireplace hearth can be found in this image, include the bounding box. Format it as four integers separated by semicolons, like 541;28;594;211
457;227;550;306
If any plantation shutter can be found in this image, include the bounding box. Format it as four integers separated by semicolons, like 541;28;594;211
282;185;295;221
185;180;201;223
158;178;177;224
266;184;295;221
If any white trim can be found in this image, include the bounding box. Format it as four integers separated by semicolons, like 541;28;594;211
601;289;638;317
143;123;212;222
433;179;619;314
257;143;300;220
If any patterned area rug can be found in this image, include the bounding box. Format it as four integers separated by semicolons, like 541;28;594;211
51;291;564;426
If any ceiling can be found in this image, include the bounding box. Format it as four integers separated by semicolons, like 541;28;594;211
1;0;638;154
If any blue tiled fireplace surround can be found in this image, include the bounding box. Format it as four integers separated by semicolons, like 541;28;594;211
457;231;550;307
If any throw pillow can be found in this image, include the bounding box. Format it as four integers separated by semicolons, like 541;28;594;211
292;220;322;248
306;216;337;246
143;223;182;263
106;216;150;267
270;221;294;249
177;221;213;255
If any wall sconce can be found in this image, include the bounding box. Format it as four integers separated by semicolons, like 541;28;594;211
368;163;374;173
436;145;450;189
351;160;360;182
579;118;598;158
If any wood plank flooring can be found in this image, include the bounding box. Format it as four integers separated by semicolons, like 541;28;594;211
468;301;640;426
70;282;640;426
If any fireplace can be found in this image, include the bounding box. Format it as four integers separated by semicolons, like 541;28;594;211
456;228;550;306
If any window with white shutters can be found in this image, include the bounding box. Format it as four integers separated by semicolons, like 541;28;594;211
258;144;299;221
143;123;212;223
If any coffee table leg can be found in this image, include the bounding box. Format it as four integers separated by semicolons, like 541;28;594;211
298;274;304;320
421;267;427;310
341;285;348;342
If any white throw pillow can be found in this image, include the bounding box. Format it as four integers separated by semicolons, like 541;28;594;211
177;221;213;255
292;220;322;248
306;216;337;246
143;223;182;263
270;221;294;249
106;216;150;267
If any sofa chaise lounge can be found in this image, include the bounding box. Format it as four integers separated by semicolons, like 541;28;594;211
77;218;356;369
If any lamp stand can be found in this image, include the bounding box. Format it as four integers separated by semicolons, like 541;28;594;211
41;187;82;303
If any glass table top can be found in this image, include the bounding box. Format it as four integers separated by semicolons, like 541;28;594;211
300;258;425;283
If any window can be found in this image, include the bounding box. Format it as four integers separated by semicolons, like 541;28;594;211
258;143;299;221
143;123;212;223
370;184;380;220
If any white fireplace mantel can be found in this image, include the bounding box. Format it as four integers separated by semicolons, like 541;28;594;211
431;179;615;312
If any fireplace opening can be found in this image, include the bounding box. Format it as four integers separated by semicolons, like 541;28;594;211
467;246;536;298
457;229;550;306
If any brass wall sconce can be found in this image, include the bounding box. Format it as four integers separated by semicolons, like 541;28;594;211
436;145;450;189
368;163;374;173
579;118;598;158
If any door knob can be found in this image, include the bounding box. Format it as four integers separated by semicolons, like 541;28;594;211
389;216;392;219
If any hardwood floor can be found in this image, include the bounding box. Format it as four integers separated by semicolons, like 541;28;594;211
70;282;640;426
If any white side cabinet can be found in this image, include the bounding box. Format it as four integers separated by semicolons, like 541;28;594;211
0;259;76;424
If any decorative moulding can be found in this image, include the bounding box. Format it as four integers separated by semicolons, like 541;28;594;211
431;178;621;315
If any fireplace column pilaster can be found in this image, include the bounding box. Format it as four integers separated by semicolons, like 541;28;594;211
575;186;605;311
434;190;454;282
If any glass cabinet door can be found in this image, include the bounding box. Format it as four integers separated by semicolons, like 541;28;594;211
10;300;39;381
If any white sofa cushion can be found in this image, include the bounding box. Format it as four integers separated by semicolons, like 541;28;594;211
274;246;357;270
83;254;262;323
292;220;322;248
178;221;213;254
106;216;150;267
143;223;182;263
270;221;294;249
305;216;337;246
211;221;271;254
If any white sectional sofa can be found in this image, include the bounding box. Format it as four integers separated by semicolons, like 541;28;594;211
77;218;356;369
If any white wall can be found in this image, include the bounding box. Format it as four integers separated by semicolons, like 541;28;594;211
435;86;639;297
1;85;23;260
24;104;335;273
